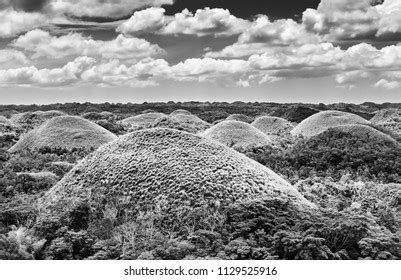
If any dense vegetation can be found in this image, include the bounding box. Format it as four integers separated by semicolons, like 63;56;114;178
246;129;400;184
0;102;400;260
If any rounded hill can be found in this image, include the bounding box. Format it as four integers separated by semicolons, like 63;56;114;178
121;112;167;129
252;116;294;137
226;114;253;123
291;110;371;137
9;116;117;153
324;124;397;144
37;128;312;230
170;114;211;132
287;124;400;182
169;109;192;117
83;111;115;121
10;110;66;130
201;120;274;150
370;109;400;137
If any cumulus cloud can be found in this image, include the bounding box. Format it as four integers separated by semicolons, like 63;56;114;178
169;57;250;82
342;43;401;69
81;58;171;87
0;8;48;38
118;7;249;37
163;8;249;37
374;79;400;90
13;29;164;60
48;0;173;19
117;7;166;35
0;49;29;69
206;16;320;58
302;0;401;41
248;43;343;71
0;56;96;87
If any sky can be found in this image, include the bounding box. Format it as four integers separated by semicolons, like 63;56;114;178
0;0;400;105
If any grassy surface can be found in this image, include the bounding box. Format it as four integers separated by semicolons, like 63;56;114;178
9;116;117;153
202;120;274;150
10;111;66;130
170;114;211;132
37;128;312;234
292;110;371;137
226;114;254;123
371;109;401;137
121;113;167;128
169;109;193;117
252;116;294;137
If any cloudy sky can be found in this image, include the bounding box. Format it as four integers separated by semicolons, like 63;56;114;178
0;0;400;104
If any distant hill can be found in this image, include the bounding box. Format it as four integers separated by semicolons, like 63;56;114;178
202;120;274;150
292;110;371;137
252;116;294;137
9;116;117;153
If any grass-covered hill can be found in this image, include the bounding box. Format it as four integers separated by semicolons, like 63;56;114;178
292;110;371;137
202;120;274;151
36;128;312;235
0;102;398;125
251;124;400;183
82;111;115;121
121;112;167;129
169;109;192;117
226;114;254;123
252;116;294;137
9;116;117;153
10;111;66;132
0;102;400;260
170;114;211;132
371;109;401;137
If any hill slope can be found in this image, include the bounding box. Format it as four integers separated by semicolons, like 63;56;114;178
9;116;117;153
370;109;401;137
10;110;66;131
37;128;313;231
226;114;253;123
202;120;274;150
252;116;294;137
121;112;167;129
170;114;211;132
292;110;371;137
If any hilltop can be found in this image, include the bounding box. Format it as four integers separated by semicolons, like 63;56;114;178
292;110;371;137
9;116;117;153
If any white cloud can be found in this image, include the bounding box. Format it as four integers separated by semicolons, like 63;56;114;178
0;49;29;69
376;0;401;36
170;57;250;82
117;7;166;35
118;7;250;37
162;8;249;37
81;58;171;87
0;9;48;38
0;56;96;87
335;70;371;84
302;0;401;41
374;79;400;90
206;16;320;58
48;0;173;18
342;43;401;69
13;30;165;60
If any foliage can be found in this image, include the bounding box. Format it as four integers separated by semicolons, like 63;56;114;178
0;226;45;260
247;130;401;184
